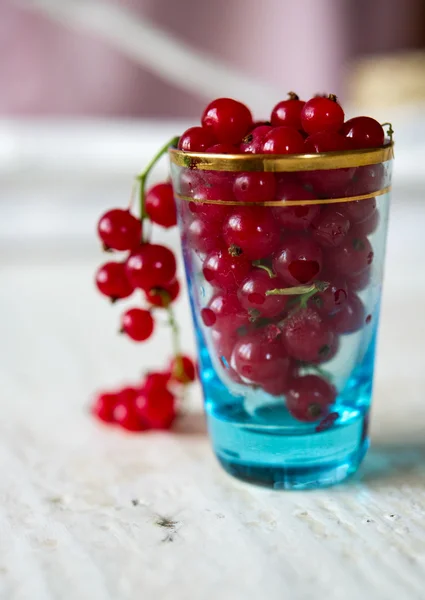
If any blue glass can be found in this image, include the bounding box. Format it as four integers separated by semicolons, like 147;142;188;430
171;155;392;489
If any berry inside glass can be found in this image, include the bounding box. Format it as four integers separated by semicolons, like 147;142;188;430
170;96;393;490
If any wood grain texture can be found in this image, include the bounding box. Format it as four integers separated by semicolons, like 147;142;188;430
1;198;425;600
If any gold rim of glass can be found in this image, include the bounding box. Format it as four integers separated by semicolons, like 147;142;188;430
169;142;394;172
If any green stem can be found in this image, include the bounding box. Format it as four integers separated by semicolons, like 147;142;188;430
381;122;394;143
252;261;276;278
167;304;181;359
266;280;328;298
136;136;179;242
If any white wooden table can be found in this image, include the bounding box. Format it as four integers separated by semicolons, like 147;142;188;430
1;121;425;600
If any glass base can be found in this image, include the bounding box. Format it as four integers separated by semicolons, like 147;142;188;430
208;405;369;490
217;442;368;490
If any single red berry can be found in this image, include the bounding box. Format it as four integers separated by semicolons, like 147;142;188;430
240;125;273;153
350;209;380;237
205;291;249;329
178;126;216;152
273;235;323;285
260;126;305;154
298;168;355;199
223;207;280;260
272;181;320;231
97;209;141;251
341;116;385;149
92;392;118;423
304;131;350;153
135;388;176;429
311;206;351;248
271;92;305;130
202;97;253;144
189;180;234;224
286;375;336;422
145;279;180;308
347;164;385;195
203;249;251;290
114;400;147;432
301;95;344;135
283;308;335;363
342;197;376;224
206;143;239;153
233;172;276;203
121;308;154;342
346;266;372;292
95;261;134;300
145;182;177;229
126;244;176;291
328;294;365;334
326;233;374;277
309;277;348;316
187;215;224;254
201;307;217;327
232;332;290;385
237;270;288;318
143;371;172;394
170;355;196;384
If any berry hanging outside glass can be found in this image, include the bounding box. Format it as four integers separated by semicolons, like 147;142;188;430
169;93;393;489
91;90;393;489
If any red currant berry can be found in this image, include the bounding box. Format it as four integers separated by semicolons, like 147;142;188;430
121;308;154;342
145;182;177;229
273;235;323;285
203;249;251;290
92;392;118;423
170;355;196;384
272;181;320;231
271;92;305;130
143;371;172;394
205;291;249;329
260;126;305;154
223;207;280;260
206;143;239;153
187;215;224;254
114;397;147;432
309;277;348;316
326;233;373;276
232;332;290;384
95;261;134;300
261;360;299;395
311;206;351;248
126;244;176;291
135;388;176;429
179;170;202;196
342;197;376;224
201;307;217;327
97;209;141;251
299;168;355;199
348;164;385;195
145;279;180;307
350;209;380;237
301;95;344;135
202;97;253;144
237;270;288;318
178;126;216;152
346;267;372;292
341;116;384;149
240;125;273;153
283;308;335;363
304;131;350;153
328;293;365;334
286;375;336;422
233;172;276;203
190;180;234;224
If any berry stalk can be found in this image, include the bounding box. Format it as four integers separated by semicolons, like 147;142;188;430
136;136;179;241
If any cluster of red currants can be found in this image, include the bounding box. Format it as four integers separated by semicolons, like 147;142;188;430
176;94;389;423
93;150;195;432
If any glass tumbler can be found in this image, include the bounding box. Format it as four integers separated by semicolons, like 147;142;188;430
170;144;393;489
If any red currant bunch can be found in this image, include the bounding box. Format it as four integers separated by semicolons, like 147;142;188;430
92;137;196;433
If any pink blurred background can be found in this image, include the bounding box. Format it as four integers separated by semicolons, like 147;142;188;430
1;0;425;118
